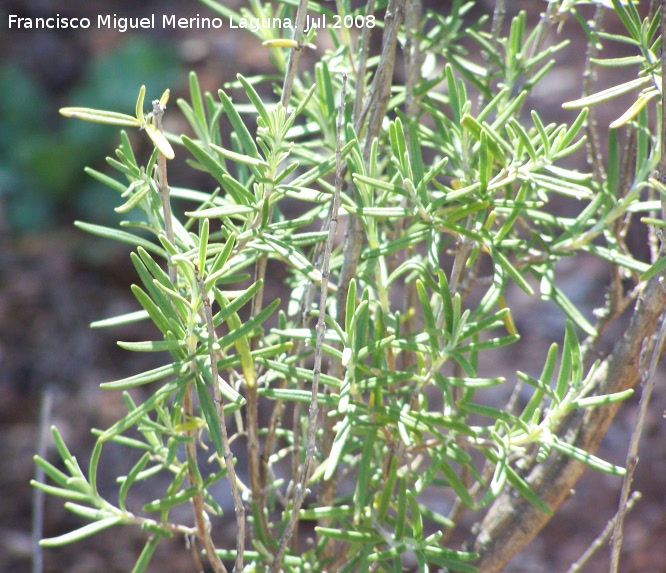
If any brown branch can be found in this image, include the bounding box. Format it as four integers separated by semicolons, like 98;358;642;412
469;275;666;573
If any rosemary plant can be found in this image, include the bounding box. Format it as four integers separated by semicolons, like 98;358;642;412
33;1;666;572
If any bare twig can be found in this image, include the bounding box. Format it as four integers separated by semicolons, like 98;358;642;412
32;388;53;573
582;5;606;186
609;312;666;572
196;269;246;573
566;491;641;573
269;74;348;573
352;0;376;123
354;0;406;149
280;0;309;108
152;97;176;285
182;380;226;573
403;0;423;119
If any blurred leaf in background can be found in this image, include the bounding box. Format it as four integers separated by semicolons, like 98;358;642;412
0;38;180;233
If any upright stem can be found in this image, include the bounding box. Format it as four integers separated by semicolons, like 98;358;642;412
269;75;347;573
152;98;176;285
196;270;246;573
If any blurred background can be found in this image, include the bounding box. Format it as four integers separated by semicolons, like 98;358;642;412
0;1;664;572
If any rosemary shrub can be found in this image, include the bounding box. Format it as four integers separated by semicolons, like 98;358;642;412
33;1;666;572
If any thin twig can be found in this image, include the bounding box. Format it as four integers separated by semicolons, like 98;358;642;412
354;0;406;147
609;312;666;572
567;491;641;573
32;388;53;573
582;5;606;186
280;0;309;108
196;269;246;573
403;0;422;119
352;0;376;123
316;3;407;556
269;74;348;573
397;0;421;371
152;98;176;285
183;381;226;573
154;96;228;571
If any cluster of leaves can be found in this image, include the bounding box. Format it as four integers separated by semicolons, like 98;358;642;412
33;1;662;572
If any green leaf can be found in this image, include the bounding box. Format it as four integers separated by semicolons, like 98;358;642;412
568;389;633;409
100;362;186;390
129;285;173;337
491;248;534;296
74;222;166;258
315;526;382;544
118;452;151;512
237;73;271;129
117;340;186;352
562;76;652;108
324;415;352;481
186;204;255;219
131;534;163;573
60;107;140;126
135;85;146;123
144;124;175;159
33;456;70;488
641;256;666;281
376;455;398;524
438;460;475;509
212;281;262;327
194;375;224;456
197;217;209;273
218;87;260;159
30;480;93;502
143;486;199;512
100;376;192;441
406;490;423;538
40;516;123;546
189;71;206;130
353;427;377;523
210;143;268;169
550;438;625;475
504;464;552;515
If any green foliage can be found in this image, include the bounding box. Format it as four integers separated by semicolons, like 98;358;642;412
33;1;662;572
